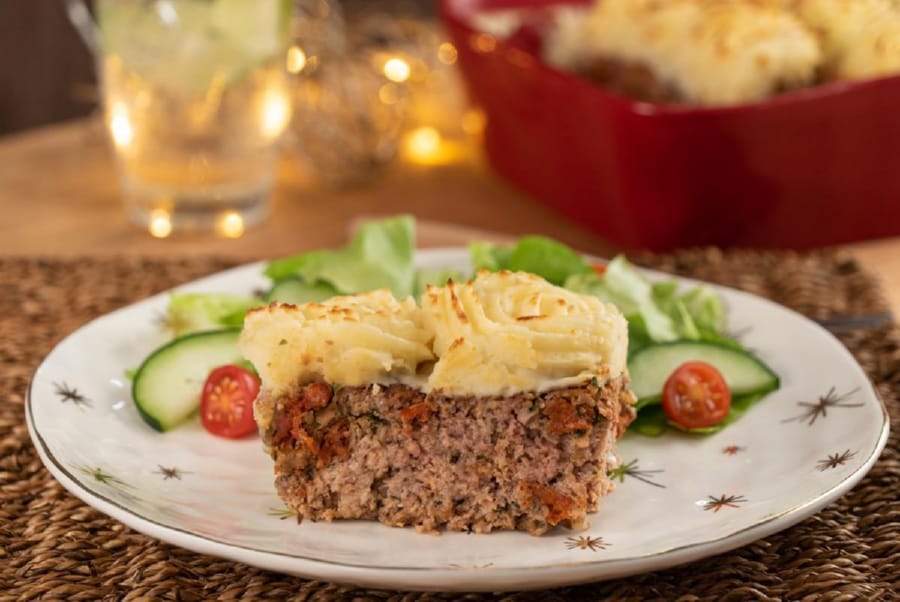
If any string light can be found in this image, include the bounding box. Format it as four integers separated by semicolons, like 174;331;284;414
284;16;477;178
437;42;458;65
461;109;486;136
148;209;172;238
470;33;497;54
378;83;401;105
261;88;291;138
217;211;245;238
403;126;466;165
109;101;134;149
406;127;441;159
286;45;307;74
383;57;411;83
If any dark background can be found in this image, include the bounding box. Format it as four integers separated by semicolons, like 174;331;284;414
0;2;97;136
0;0;438;137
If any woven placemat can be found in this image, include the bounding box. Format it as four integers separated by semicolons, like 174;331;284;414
1;252;898;601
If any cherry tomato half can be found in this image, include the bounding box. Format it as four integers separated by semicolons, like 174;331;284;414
661;361;731;429
200;364;260;438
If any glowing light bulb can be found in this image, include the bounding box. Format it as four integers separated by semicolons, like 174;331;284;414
217;211;245;238
461;109;487;136
378;83;400;104
148;209;172;238
405;127;442;163
109;102;134;149
470;33;497;54
261;89;290;138
383;57;411;83
438;42;458;65
156;1;178;26
286;45;307;74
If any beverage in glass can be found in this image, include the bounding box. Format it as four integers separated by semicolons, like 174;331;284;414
95;0;293;235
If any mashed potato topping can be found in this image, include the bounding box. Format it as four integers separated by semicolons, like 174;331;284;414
789;0;900;79
546;0;900;105
566;0;821;105
241;271;629;397
785;0;896;71
422;271;627;396
240;290;434;394
841;19;900;79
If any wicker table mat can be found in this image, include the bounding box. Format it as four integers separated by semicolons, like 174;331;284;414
2;252;898;601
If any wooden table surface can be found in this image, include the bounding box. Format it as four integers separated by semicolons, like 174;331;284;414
2;118;899;314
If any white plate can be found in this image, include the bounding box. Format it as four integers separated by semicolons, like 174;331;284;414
26;249;889;592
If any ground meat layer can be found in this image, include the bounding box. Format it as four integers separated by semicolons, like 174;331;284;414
259;378;635;535
582;57;685;103
579;56;823;104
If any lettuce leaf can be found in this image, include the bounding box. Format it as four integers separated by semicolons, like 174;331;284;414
263;215;416;298
565;257;679;344
265;278;340;304
634;391;768;437
469;241;509;272
504;236;593;285
652;280;728;344
628;405;668;437
165;293;261;337
566;255;731;352
469;236;591;285
169;216;415;340
680;285;726;334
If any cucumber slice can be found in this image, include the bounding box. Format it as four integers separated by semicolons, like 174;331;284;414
265;278;337;304
132;328;243;432
628;340;779;405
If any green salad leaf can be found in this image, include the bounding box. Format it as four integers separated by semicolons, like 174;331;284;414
165;293;261;337
164;215;417;338
264;214;416;298
679;285;726;334
565;257;678;345
623;388;768;437
265;277;340;304
565;256;729;353
469;236;591;285
628;405;668;437
469;241;509;272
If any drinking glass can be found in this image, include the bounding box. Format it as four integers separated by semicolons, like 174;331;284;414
67;0;294;236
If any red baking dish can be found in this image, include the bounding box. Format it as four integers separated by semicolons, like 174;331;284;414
440;0;900;251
